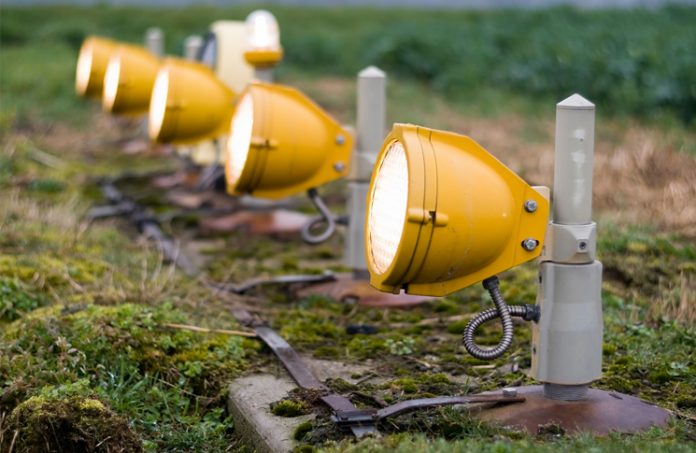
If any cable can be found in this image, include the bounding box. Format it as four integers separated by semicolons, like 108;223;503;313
462;276;540;360
301;188;338;244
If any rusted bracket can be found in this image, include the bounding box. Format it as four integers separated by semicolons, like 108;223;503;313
210;271;337;295
332;394;525;431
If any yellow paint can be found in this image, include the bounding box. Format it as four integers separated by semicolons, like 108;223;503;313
149;58;235;145
75;36;118;99
102;43;160;115
366;124;550;297
225;82;353;200
243;48;284;68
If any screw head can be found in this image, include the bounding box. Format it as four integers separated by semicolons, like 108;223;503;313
502;387;518;398
522;238;538;251
524;199;538;213
335;134;346;145
333;162;345;172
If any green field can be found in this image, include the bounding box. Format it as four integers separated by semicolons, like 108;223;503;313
0;4;695;452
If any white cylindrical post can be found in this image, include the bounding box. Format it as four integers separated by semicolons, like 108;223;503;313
531;94;603;400
184;35;203;61
345;66;386;275
553;94;596;224
145;27;164;57
254;68;274;83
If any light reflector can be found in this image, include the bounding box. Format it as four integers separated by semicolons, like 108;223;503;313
226;93;254;185
149;68;169;139
368;140;409;273
102;56;121;109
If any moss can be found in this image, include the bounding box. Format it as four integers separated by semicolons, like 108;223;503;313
5;393;143;452
0;276;46;321
0;302;249;447
294;420;315;441
271;398;311;417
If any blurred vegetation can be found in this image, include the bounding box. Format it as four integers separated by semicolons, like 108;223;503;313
0;4;695;452
0;135;254;451
1;5;695;127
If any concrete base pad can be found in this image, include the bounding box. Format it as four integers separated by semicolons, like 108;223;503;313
228;358;373;453
229;374;313;453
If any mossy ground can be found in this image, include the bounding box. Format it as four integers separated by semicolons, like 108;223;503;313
1;5;695;452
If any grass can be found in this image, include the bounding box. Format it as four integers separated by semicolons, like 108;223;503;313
0;132;253;450
1;5;695;127
0;3;695;452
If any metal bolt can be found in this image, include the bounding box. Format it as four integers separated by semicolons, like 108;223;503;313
502;387;518;398
335;134;346;145
524;199;538;213
522;238;538;251
333;162;345;172
579;241;588;250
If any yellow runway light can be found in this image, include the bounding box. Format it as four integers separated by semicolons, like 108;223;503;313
243;10;283;69
365;124;549;297
103;44;160;115
75;36;118;98
149;58;235;144
224;82;352;200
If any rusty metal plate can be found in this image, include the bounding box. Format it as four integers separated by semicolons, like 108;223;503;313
296;276;435;308
476;385;671;435
199;209;310;237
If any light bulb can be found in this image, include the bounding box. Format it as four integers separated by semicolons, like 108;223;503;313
368;140;409;273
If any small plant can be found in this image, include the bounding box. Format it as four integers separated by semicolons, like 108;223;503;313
385;337;416;356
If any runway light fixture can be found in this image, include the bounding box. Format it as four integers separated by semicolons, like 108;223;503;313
366;123;550;297
149;58;235;144
103;44;160;115
75;36;118;98
243;10;283;69
225;82;352;201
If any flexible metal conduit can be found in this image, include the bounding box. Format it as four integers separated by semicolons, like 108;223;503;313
462;276;540;360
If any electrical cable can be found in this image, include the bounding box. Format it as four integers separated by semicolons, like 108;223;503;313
462;276;540;360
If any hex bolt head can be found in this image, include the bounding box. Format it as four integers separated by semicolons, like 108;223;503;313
335;134;346;145
524;199;538;213
502;387;518;398
522;238;539;251
333;162;345;172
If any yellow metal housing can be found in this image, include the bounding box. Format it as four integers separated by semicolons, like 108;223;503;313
244;49;283;68
149;58;235;144
75;36;118;98
225;82;352;200
183;21;255;166
366;124;550;297
102;44;160;115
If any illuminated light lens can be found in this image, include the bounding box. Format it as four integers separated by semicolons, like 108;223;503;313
226;94;254;186
103;56;121;109
369;140;409;273
75;43;94;94
246;10;280;51
149;68;170;139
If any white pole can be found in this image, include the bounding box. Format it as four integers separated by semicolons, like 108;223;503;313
254;68;274;83
345;66;386;276
145;27;164;57
184;35;203;61
531;94;603;400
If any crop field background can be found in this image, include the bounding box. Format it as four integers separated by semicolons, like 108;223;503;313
0;4;695;452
